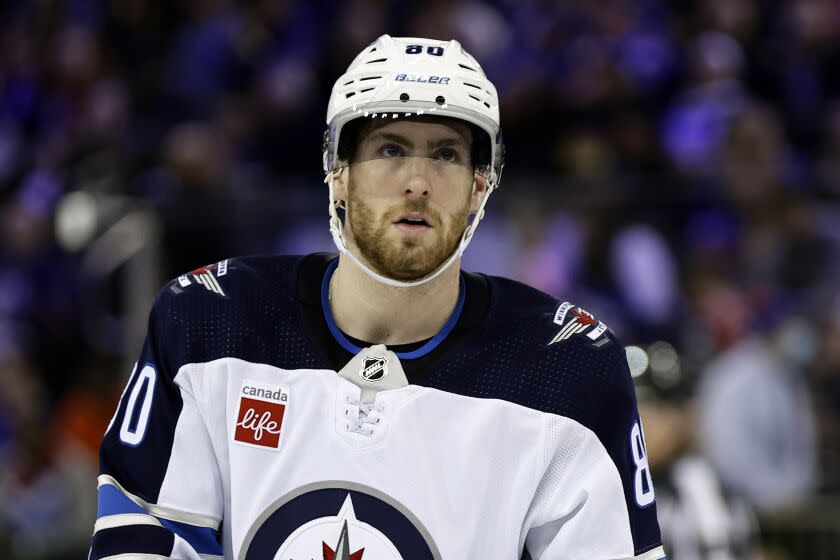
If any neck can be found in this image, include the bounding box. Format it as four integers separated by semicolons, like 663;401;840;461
329;254;462;345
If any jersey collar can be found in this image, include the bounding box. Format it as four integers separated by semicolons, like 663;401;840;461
320;258;466;359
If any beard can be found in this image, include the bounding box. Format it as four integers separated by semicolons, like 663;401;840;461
346;180;470;281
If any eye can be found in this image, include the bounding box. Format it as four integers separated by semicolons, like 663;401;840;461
381;144;403;158
435;148;463;163
437;149;455;162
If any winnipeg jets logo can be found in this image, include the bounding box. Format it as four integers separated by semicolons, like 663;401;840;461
240;482;441;560
323;520;365;560
276;494;398;559
549;302;609;345
360;356;388;383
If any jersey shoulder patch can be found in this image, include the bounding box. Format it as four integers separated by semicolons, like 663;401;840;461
168;259;231;297
150;254;319;373
548;301;610;346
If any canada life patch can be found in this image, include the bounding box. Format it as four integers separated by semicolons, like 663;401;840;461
234;380;289;450
550;301;609;345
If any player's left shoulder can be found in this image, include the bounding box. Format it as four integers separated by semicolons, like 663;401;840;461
544;300;614;349
448;275;637;427
485;275;616;350
486;275;631;392
537;297;634;392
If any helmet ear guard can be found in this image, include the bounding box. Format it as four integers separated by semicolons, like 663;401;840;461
322;35;504;288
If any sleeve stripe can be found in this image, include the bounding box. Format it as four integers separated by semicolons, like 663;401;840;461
98;474;220;528
94;513;162;533
159;518;223;556
90;524;174;559
630;545;666;560
97;484;146;518
95;483;223;556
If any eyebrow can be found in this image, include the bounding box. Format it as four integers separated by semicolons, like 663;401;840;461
367;131;470;149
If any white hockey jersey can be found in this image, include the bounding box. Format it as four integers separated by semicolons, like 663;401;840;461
92;254;665;560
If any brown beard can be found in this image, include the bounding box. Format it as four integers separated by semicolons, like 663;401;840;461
347;178;471;281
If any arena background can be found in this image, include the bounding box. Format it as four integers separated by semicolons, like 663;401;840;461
0;1;839;558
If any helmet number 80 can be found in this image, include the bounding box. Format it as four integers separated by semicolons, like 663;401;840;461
406;45;444;56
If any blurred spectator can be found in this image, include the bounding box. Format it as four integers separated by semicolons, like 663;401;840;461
51;353;124;462
697;328;818;513
631;342;760;559
0;421;95;560
661;31;749;173
721;103;790;209
152;120;241;274
0;350;95;560
609;224;679;333
816;100;840;196
809;296;840;492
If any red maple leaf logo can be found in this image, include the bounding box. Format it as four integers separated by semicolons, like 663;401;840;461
190;263;214;276
322;542;365;560
571;307;596;326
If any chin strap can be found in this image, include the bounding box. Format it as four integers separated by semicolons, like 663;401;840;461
324;168;495;288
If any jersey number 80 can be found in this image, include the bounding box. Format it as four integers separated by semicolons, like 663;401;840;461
106;363;158;447
630;420;655;507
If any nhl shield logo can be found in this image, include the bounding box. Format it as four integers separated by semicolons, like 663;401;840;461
360;356;388;383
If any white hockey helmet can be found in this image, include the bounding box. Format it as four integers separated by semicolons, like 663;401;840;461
323;35;504;186
322;35;505;287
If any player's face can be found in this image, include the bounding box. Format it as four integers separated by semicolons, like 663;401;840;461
336;119;487;281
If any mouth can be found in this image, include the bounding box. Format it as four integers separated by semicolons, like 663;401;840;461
393;213;432;232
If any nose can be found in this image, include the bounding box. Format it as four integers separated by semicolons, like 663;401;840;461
402;157;432;199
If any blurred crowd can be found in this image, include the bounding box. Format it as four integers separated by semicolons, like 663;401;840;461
0;0;839;558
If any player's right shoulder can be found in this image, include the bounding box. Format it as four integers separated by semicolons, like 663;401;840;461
159;254;302;304
145;254;308;373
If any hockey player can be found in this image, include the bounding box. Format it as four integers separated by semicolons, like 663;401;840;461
91;35;665;560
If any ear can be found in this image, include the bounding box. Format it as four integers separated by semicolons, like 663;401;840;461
332;166;348;205
470;173;488;213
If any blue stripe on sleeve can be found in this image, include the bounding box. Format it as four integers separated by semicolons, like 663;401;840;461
159;518;223;556
96;484;222;556
97;484;145;517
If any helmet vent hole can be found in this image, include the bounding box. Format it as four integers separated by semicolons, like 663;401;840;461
345;92;356;98
359;87;374;93
435;95;445;105
400;93;409;102
468;94;480;102
458;64;477;72
463;82;481;89
366;58;387;63
359;76;380;81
